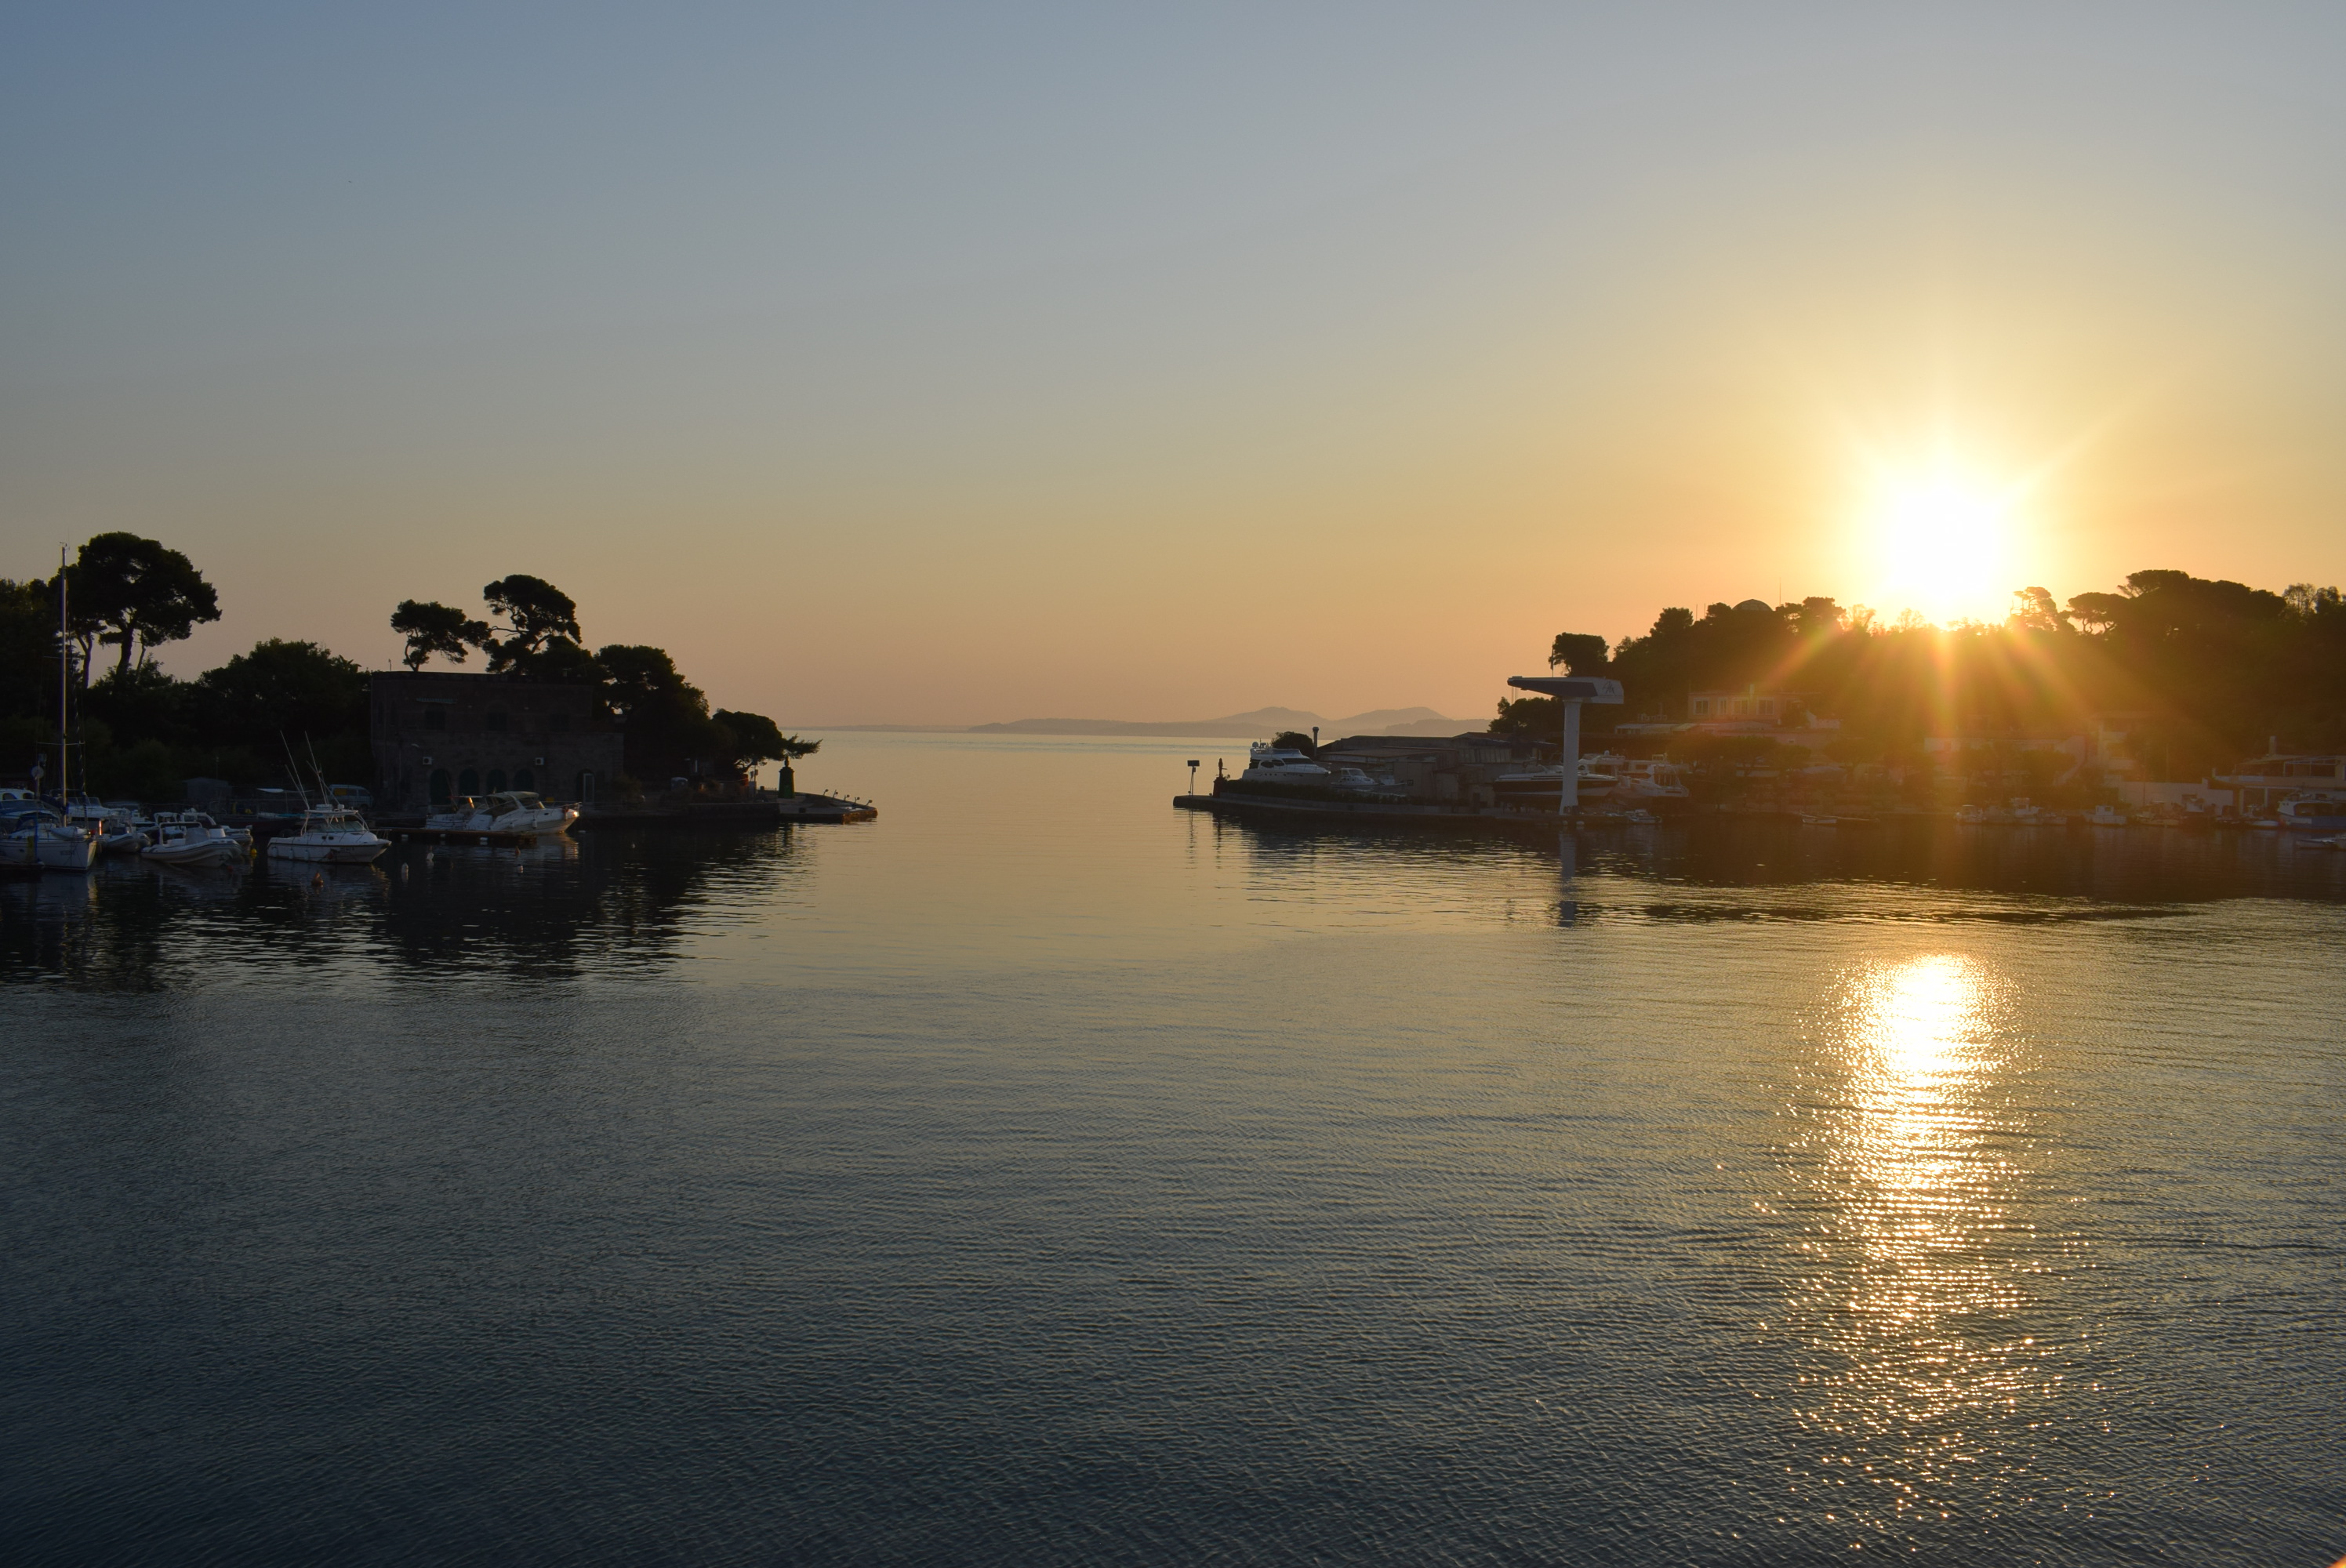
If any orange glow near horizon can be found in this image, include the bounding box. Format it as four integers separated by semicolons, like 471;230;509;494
1852;440;2039;627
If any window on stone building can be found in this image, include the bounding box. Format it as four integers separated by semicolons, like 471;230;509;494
485;710;507;732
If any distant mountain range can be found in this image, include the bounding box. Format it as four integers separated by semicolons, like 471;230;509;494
965;706;1476;739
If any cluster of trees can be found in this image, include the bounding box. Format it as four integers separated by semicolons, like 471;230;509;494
391;576;810;788
1498;569;2346;781
2;539;365;797
2;541;810;801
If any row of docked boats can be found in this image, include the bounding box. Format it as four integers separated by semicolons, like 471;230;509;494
1237;742;1693;807
0;793;390;873
0;787;581;875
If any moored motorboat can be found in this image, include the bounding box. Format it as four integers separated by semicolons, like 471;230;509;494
2275;792;2346;833
423;790;578;837
141;811;249;869
1608;756;1693;808
1492;757;1619;805
1;801;98;872
266;806;390;865
1238;743;1332;786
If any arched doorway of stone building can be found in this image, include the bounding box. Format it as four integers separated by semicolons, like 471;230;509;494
429;768;452;804
457;768;480;797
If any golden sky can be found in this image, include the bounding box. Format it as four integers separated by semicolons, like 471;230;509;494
4;5;2341;724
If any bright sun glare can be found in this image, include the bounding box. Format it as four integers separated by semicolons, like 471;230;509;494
1858;449;2033;626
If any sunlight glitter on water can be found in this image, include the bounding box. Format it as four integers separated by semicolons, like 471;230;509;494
1781;953;2062;1531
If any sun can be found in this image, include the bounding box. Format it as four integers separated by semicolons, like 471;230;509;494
1855;448;2032;625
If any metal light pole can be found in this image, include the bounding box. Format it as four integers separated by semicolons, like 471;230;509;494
1186;759;1200;795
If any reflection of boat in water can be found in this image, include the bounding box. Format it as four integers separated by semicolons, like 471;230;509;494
141;811;249;869
267;807;390;865
425;791;578;836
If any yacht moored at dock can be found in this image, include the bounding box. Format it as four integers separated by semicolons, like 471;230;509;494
1240;742;1331;784
266;806;390;865
141;811;249;869
425;791;578;837
1491;757;1620;806
2274;792;2346;833
1;801;98;873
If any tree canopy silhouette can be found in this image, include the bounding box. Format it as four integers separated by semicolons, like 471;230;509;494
67;532;221;679
1497;569;2346;775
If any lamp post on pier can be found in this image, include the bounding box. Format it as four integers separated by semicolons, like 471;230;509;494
1504;674;1625;815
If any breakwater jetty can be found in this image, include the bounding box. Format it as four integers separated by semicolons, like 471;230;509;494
576;793;877;828
1175;791;1589;837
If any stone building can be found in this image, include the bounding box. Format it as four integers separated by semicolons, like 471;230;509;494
369;671;625;812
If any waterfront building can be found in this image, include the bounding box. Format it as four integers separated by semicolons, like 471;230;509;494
2212;753;2346;813
1687;687;1795;722
367;671;623;813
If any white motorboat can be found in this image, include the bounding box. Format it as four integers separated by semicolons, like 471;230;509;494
1240;743;1332;785
1327;764;1403;795
141;811;249;869
1;803;98;873
266;806;390;865
1492;757;1619;804
2275;792;2346;833
61;797;147;855
1608;756;1693;805
2086;804;2129;827
424;790;577;837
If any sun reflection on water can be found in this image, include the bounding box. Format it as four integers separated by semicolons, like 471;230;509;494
1774;953;2060;1537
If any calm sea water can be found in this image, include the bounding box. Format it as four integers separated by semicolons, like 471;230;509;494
5;733;2344;1566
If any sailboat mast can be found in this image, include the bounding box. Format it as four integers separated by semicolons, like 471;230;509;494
56;545;69;803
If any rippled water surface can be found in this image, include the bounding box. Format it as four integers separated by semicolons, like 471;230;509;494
5;734;2344;1565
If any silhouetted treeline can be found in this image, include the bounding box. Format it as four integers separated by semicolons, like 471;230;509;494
391;575;805;787
1497;570;2346;779
2;572;371;796
3;545;803;800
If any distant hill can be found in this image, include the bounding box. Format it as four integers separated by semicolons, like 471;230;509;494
966;705;1478;739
